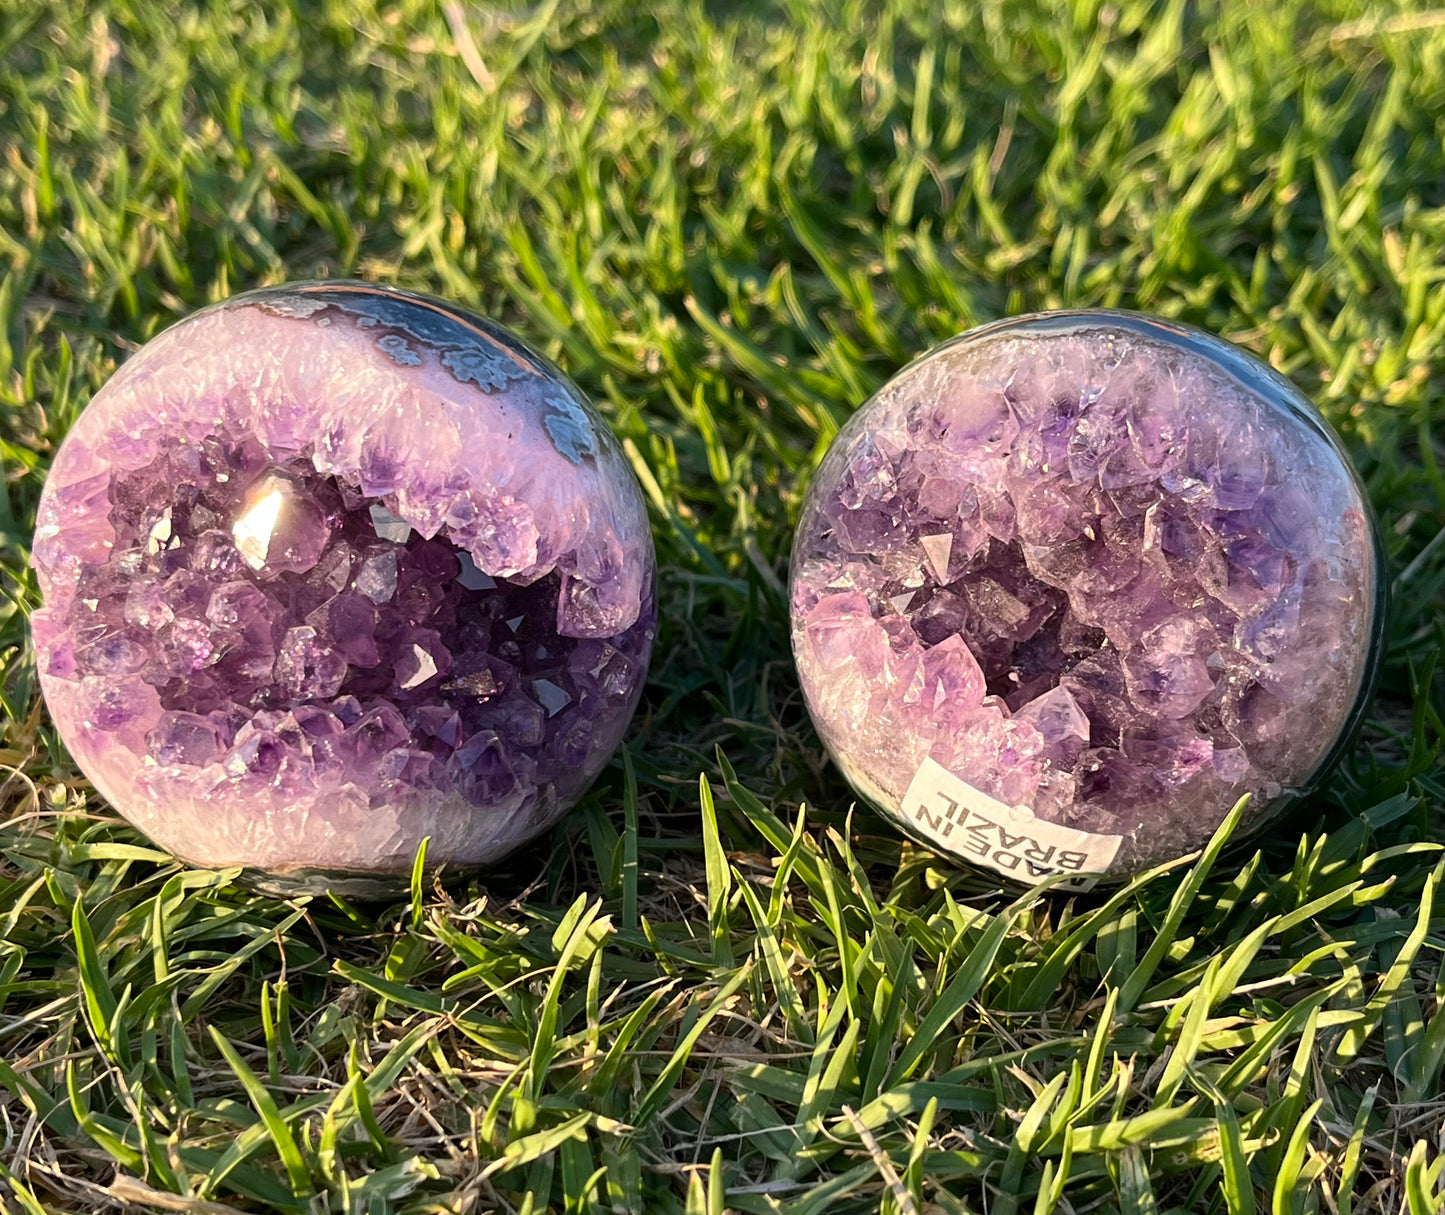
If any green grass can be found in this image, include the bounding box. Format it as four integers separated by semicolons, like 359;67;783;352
1;0;1444;1211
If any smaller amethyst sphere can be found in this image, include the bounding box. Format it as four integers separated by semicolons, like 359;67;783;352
32;283;656;893
790;312;1384;886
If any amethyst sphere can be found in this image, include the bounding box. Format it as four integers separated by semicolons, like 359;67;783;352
31;283;656;891
791;312;1383;886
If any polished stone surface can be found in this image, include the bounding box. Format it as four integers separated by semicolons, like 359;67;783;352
33;283;655;886
791;313;1382;881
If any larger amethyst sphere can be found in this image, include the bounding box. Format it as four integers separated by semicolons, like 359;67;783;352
791;312;1383;885
31;283;656;891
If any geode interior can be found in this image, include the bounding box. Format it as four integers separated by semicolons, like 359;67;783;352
791;314;1381;881
32;283;655;883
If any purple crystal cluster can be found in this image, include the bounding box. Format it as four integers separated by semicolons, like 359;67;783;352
791;314;1380;880
32;284;655;886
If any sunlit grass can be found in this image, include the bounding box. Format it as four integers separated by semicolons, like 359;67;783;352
1;0;1444;1211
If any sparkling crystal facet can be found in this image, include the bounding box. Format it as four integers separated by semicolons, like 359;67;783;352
790;312;1383;881
32;283;657;890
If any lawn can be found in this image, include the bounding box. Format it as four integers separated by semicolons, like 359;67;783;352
2;0;1444;1211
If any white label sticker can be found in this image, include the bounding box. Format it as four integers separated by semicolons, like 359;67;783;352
900;758;1122;890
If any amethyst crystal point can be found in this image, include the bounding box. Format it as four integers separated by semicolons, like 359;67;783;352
32;283;656;893
790;312;1384;886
